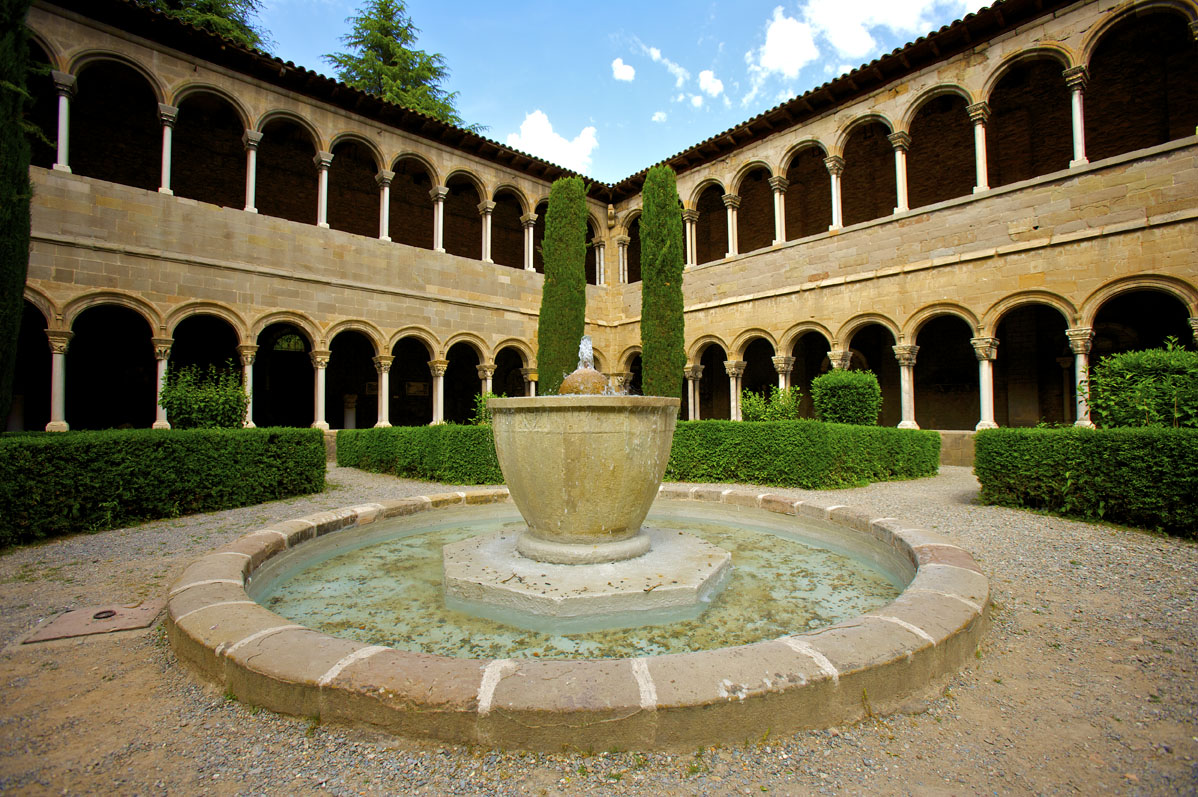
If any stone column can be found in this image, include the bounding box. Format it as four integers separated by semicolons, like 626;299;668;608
893;344;919;429
772;355;795;390
971;337;999;430
477;363;496;395
157;104;178;196
724;360;746;421
722;194;740;258
520;367;538;397
238;343;257;427
828;349;853;370
888;132;911;213
1189;316;1198;344
51;71;75;173
768;176;788;244
684;364;704;420
615;235;630;284
429;186;448;252
429;359;449;423
314;151;333;228
1067;327;1095;427
1057;356;1074;423
44;330;73;432
242;130;262;213
1064;66;1089;168
682;209;699;267
373;355;393;427
152;337;173;429
593;238;606;284
376;170;394;241
343;394;357;430
824;156;845;231
521;213;538;271
967;102;990;193
311;349;331;430
479;200;496;263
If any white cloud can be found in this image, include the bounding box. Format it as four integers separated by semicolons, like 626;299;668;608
690;94;704;108
611;58;635;81
639;41;691;87
675;93;686;103
743;6;819;107
801;0;974;61
651;111;667;123
505;111;598;174
698;69;724;97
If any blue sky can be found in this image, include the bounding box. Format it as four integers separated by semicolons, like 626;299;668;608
256;0;987;183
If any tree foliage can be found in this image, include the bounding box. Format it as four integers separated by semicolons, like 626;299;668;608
639;165;686;399
536;176;588;396
741;385;803;422
1087;338;1198;428
141;0;270;51
325;0;481;132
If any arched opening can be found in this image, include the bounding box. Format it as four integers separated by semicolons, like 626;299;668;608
698;343;730;419
584;219;598;286
789;332;831;418
784;148;832;240
627;355;643;396
532;201;548;274
913;316;977;430
841;121;895;226
443;175;482;260
843;324;900;426
741;338;776;398
908;95;973;207
328;140;379;238
987;57;1071;187
7;302;50;432
1092;289;1192;360
327;330;377;430
256;117;317;225
444;342;480;424
389;157;434;250
253;323;313;427
171;314;239;371
694;185;726;265
1086;13;1198;162
25;42;56;170
71;60;159;191
173;92;244;208
491;189;524;269
993;304;1070;427
390;337;433;426
67;305;155;429
736;168;773;254
626;217;642;284
493;347;526;397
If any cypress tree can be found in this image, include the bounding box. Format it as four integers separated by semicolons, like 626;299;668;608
0;0;33;424
639;165;686;399
535;176;587;395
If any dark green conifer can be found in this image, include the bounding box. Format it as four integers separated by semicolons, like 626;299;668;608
535;176;588;395
639;165;686;398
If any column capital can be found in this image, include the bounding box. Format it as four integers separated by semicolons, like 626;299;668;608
591;236;605;249
887;131;912;151
828;349;853;370
824;155;845;176
684;364;705;380
51;70;76;96
310;349;332;369
158;103;179;127
477;200;496;215
375;169;394;188
767;175;789;193
152;336;173;361
1188;316;1198;341
472;364;496;383
771;355;795;374
681;208;700;223
520;212;538;228
314;151;334;170
970;336;999;361
242;129;263;150
892;343;919;366
520;367;538;382
429;185;449;202
721;193;741;210
1066;327;1094;354
966;101;991;124
237;343;258;366
428;358;449;377
1063;65;1089;92
614;234;630;247
1190;19;1198;39
45;329;74;354
723;359;746;378
373;354;394;372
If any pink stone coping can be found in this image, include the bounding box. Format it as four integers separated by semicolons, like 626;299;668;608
166;485;989;751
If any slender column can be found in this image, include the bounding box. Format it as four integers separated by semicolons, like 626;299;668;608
615;235;630;284
242;130;262;213
724;361;746;421
314;152;333;228
477;363;496;395
44;330;73;432
722;194;740;258
520;368;538;397
376;170;394;241
967;102;990;192
157;104;178;196
1064;66;1089;168
479;200;496;263
51;71;76;173
971;337;999;431
888;132;911;213
238;344;257;427
893;344;919;429
593;238;607;284
373;355;393;427
1057;356;1074;423
681;209;699;267
1067;327;1095;427
824;156;845;231
521;213;538;271
152;337;173;429
772;355;795;390
684;364;704;420
311;349;331;430
828;349;853;370
1189;317;1198;345
767;177;788;244
429;359;449;423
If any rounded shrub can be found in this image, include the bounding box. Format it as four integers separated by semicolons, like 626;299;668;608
1088;339;1198;428
741;385;802;422
159;363;249;429
810;369;882;425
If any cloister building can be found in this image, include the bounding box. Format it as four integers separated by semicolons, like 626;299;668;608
11;0;1198;455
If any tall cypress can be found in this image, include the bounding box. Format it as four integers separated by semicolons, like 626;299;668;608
535;176;588;395
0;0;33;424
639;165;686;399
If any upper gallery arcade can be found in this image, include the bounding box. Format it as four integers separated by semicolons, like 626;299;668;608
11;0;1198;435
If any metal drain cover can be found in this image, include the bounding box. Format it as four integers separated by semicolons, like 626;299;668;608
21;601;164;643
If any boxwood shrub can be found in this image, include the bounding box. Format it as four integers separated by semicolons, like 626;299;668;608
338;425;502;484
974;427;1198;536
0;427;326;547
810;370;882;425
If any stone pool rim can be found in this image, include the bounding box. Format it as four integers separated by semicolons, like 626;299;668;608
166;485;990;752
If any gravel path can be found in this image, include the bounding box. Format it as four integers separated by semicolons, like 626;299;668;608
1;465;1195;795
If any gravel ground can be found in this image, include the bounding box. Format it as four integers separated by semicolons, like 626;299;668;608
1;464;1196;795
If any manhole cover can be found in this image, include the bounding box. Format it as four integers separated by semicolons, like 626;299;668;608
21;601;165;644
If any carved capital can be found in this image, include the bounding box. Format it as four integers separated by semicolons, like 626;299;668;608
771;355;795;374
887;131;912;151
310;349;332;369
723;359;747;378
1188;316;1198;341
476;363;497;379
767;176;789;193
477;200;496;216
158;103;179;127
892;344;919;367
970;336;999;361
614;234;630;247
51;70;76;97
45;329;73;355
152;336;173;361
824;155;845;176
1066;327;1094;355
429;185;449;202
681;208;700;224
966;102;991;124
520;367;538;382
721;193;741;210
591;237;605;251
1063;65;1089;92
373;354;394;373
828;349;853;370
428;358;449;377
520;212;538;228
313;151;334;170
242;129;263;150
375;169;394;188
684;364;705;381
237;343;258;367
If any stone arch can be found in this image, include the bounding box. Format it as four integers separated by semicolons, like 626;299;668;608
444;168;488;200
256;111;321;224
899;84;975;131
444;171;484;260
491;337;533;366
731;160;774;193
441;332;487;361
328;132;384;172
324;319;384;353
491;183;530;213
69;55;162;191
906;88;975;208
171;87;248;208
832;112;895;155
904;303;981;340
165;301;248;343
984;49;1075;188
779;139;828;172
24;38;56;169
170;83;251;129
388;154;436;250
688;334;730;362
63;290;163;332
982;291;1077;332
778;322;833;353
783;141;833;240
619;207;642;237
250;310;320;347
839;116;897;226
387;326;439;358
23;26;63;70
980;46;1077;100
255;109;323;150
67;51;166;104
1079;0;1198;65
693;182;727;265
590;347;607;373
618;345;643;372
22;285;58;328
837;313;901;347
687;177;726;209
730;328;778;360
1080;274;1198;327
491;186;526;269
390;152;440;185
329;135;383;237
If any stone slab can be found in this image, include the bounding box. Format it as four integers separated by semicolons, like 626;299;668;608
23;600;165;643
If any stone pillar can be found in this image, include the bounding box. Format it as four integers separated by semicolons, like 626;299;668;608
44;330;73;432
887;132;911;213
311;349;331;430
238;344;257;428
152;337;173;429
772;355;795;390
51;71;75;173
681;209;699;267
242;130;262;213
1064;66;1089;168
343;394;357;430
768;176;788;244
429;359;449;423
521;213;538;271
373;355;393;428
477;363;496;395
314;151;333;228
615;235;630;284
479;200;496;263
593;238;607;284
828;349;853;370
967;102;990;193
722;194;740;258
824;156;845;231
893;344;919;429
1067;327;1095;427
1057;356;1074;423
724;360;746;421
520;367;538;397
1189;317;1198;344
376;170;394;241
429;186;448;252
684;364;704;420
157;104;178;196
971;337;999;431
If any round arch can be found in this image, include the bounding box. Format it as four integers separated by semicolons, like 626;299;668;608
255;109;323;151
981;291;1077;332
490;338;533;366
324;319;384;353
492;183;530;213
836;313;901;347
67;51;166;104
1080;0;1198;66
779;138;829;173
731;160;774;194
730;328;778;360
387;326;439;358
687;178;727;208
22;26;62;70
981;46;1076;101
22;285;58;328
165;301;248;342
169;83;251;129
444;168;488;199
329;132;385;172
250;310;321;347
778;322;833;353
440;331;488;361
899;84;976;131
390;152;439;185
618;346;643;372
687;334;731;362
619;207;643;237
832;112;896;156
903;303;980;340
63;290;163;332
1080;274;1198;327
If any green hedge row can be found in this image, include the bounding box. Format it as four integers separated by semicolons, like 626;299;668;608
0;428;326;547
974;427;1198;536
337;425;503;484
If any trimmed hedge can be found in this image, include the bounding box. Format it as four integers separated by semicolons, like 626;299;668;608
337;425;502;484
0;427;326;547
974;427;1198;536
811;370;882;425
665;419;940;489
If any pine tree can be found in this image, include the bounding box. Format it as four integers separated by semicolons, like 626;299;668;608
325;0;481;132
141;0;270;51
536;176;588;396
639;165;686;399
